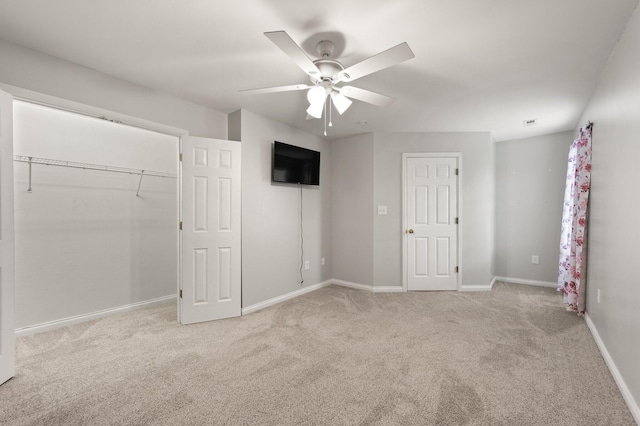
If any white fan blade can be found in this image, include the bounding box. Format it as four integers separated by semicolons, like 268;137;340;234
335;42;415;83
265;31;322;77
339;86;396;108
240;84;311;95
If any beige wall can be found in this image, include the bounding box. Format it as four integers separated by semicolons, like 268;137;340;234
331;134;374;285
495;131;573;283
577;5;640;416
13;102;177;329
373;132;495;288
331;131;495;289
0;39;227;138
237;110;332;308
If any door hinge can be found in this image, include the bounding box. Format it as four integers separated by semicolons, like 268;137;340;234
179;221;183;231
455;217;459;224
455;266;459;273
179;289;183;298
179;153;183;162
455;168;459;176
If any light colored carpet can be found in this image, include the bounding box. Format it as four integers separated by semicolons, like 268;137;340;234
0;282;635;425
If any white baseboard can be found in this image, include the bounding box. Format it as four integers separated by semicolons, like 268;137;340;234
489;276;497;289
15;294;176;337
242;280;333;315
585;313;640;424
494;276;557;288
332;279;403;293
332;279;373;292
460;285;493;292
372;286;404;293
335;278;497;293
241;279;402;316
459;276;496;292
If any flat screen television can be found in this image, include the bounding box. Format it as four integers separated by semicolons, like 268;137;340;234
272;141;320;185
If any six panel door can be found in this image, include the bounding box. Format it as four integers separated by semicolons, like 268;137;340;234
180;136;241;324
407;156;458;291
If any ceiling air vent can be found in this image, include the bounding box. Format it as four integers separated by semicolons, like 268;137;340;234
523;118;537;127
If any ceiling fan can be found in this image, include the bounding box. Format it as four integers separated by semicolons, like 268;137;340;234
241;31;415;126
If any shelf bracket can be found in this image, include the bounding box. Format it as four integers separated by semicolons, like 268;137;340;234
27;156;33;193
136;170;145;197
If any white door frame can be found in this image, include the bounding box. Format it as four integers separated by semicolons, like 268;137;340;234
2;85;189;331
0;89;16;385
402;152;462;292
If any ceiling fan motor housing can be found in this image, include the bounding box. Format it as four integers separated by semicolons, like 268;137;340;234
316;40;335;58
311;59;344;83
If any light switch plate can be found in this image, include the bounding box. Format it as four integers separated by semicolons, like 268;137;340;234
377;205;388;215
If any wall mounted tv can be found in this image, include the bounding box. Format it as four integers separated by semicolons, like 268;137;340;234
272;141;320;186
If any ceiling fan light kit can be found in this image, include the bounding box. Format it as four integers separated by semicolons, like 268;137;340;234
307;85;328;105
241;30;415;135
330;91;352;115
306;100;324;119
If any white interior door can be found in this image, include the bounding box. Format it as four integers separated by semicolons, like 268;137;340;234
0;89;15;384
405;155;458;291
180;136;241;324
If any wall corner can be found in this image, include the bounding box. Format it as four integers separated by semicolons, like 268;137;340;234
228;109;242;141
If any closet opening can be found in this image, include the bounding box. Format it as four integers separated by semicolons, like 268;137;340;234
13;101;179;334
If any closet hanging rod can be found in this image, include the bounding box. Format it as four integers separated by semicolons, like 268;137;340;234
13;155;176;179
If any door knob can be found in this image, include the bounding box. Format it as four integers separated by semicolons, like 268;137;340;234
408;229;414;234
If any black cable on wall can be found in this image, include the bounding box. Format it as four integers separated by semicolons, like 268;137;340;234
299;183;304;285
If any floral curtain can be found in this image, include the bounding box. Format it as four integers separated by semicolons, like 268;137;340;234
558;125;592;315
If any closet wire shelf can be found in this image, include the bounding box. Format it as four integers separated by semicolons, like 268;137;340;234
14;155;177;196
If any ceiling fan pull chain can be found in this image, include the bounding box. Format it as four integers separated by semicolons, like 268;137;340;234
324;101;327;136
329;97;333;127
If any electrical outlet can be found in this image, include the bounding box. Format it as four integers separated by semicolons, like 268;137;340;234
531;255;539;265
597;288;601;304
304;260;310;271
321;257;325;265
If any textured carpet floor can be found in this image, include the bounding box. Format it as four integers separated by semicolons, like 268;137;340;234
0;282;635;425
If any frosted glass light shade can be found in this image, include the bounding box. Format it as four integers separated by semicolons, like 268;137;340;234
307;86;327;105
306;101;324;119
330;91;352;114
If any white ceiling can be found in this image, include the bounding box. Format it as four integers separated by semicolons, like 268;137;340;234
0;0;637;141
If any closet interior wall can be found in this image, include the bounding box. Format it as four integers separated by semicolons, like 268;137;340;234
13;101;178;329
